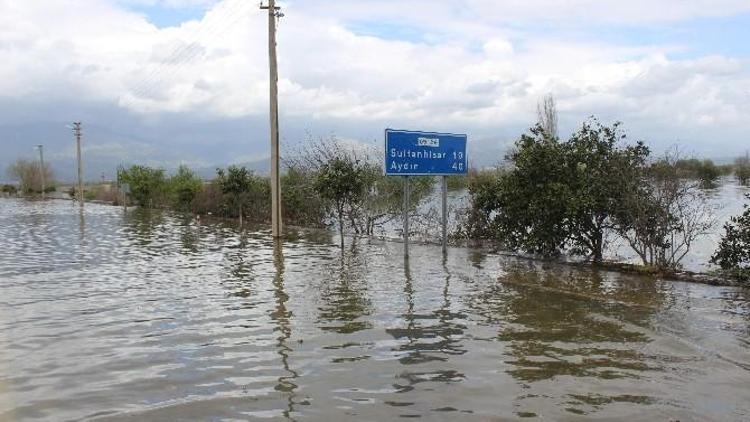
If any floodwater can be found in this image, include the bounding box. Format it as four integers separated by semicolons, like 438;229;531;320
0;199;749;421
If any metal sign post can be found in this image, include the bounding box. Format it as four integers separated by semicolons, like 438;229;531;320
384;129;468;258
403;176;410;258
441;175;448;253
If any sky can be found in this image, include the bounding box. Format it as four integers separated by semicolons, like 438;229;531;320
1;0;749;181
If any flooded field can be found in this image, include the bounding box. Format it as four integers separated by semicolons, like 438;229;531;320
1;199;749;421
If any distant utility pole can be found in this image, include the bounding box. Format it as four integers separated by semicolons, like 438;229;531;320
260;0;283;238
36;144;45;200
73;122;84;208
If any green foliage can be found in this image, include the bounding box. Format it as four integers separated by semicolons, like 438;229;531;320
445;174;468;191
314;156;367;241
460;168;504;239
84;189;97;201
357;163;433;235
216;165;270;223
168;165;203;211
288;137;434;239
565;120;650;261
695;159;720;188
464;118;650;262
735;153;750;186
711;194;750;281
117;165;167;207
494;125;571;256
1;184;18;195
190;181;224;216
669;158;722;188
282;166;326;228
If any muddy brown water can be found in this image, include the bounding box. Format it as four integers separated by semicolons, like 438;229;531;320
0;199;748;421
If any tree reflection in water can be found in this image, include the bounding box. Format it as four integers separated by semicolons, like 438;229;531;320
122;208;166;248
317;237;373;334
387;255;467;393
466;261;670;414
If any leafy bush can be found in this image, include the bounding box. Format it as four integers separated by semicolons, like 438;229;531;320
468;119;649;261
168;165;203;211
1;184;18;195
216;166;270;225
287;137;434;241
282;166;326;228
314;155;367;245
190;181;224;216
445;174;468;191
711;194;750;281
458;168;504;240
670;158;723;188
117;165;167;208
735;153;750;186
695;159;720;188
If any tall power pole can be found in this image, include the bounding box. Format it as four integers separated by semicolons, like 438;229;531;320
36;145;45;200
261;0;283;238
72;122;84;207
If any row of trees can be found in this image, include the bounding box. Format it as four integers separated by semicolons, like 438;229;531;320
114;140;436;246
462;118;716;271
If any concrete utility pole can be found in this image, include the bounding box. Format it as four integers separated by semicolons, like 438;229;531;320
36;145;45;200
73;122;84;207
261;0;283;238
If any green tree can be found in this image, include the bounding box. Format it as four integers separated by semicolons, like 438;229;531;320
117;165;166;207
281;165;327;228
711;194;750;281
1;184;18;196
696;159;720;188
168;165;203;211
564;119;650;261
466;118;649;262
735;153;750;186
459;168;505;240
492;125;571;256
216;165;269;226
314;156;367;247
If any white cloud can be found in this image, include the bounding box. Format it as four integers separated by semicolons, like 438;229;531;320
0;0;749;159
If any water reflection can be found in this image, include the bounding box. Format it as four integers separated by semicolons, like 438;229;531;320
388;255;467;394
178;216;199;254
317;238;372;334
122;208;166;247
494;266;658;381
78;207;85;243
223;231;256;300
271;239;298;420
1;200;749;421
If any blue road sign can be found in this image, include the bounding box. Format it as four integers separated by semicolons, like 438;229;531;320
384;129;468;176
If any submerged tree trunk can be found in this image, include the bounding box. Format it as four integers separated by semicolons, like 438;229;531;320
239;203;243;227
592;230;603;263
338;204;345;249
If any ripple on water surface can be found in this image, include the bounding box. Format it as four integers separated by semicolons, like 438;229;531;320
0;199;749;421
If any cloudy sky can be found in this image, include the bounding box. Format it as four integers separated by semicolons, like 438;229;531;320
1;0;749;180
